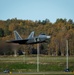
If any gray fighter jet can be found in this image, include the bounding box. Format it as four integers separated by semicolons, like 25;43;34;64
6;30;50;44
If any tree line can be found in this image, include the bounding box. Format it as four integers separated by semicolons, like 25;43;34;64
0;18;74;56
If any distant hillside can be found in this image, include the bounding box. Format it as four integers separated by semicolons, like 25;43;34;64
0;18;74;56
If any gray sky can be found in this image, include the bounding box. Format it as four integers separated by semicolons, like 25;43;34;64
0;0;74;23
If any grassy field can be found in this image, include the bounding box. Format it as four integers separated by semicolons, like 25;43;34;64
0;55;74;75
1;72;74;75
1;74;74;75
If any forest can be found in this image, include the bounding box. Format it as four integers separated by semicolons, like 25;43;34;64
0;18;74;56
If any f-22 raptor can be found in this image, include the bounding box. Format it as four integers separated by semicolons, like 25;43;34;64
6;31;50;44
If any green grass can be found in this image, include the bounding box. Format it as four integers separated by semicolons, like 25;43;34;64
0;62;74;72
0;55;74;72
1;74;74;75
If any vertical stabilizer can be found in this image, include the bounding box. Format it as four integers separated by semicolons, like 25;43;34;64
14;31;22;40
28;31;34;39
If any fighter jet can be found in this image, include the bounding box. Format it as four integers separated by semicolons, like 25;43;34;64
6;30;50;44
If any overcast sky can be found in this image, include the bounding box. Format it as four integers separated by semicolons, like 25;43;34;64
0;0;74;23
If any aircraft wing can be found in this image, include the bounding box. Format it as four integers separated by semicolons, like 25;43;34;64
6;39;28;44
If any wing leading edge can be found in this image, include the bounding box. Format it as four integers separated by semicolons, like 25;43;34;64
6;39;28;44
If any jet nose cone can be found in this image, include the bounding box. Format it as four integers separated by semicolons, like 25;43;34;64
47;36;51;38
